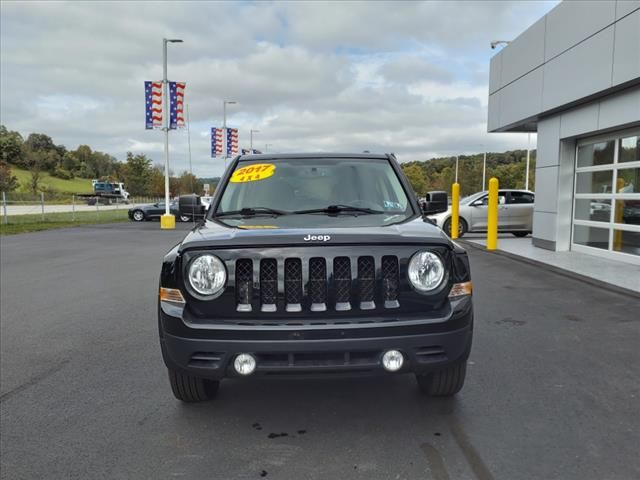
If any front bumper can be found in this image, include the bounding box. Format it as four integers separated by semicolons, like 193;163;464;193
159;296;473;379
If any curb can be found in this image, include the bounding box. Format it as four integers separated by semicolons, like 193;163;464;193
459;239;640;300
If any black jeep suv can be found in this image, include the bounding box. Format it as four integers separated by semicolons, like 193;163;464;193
158;153;473;402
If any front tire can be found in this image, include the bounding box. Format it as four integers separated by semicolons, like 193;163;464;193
131;210;145;222
443;217;468;238
512;231;529;238
168;369;219;402
416;361;467;396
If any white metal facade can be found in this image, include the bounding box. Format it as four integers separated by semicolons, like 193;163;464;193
487;0;640;262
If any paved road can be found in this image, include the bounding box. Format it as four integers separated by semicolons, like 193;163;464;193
1;223;638;480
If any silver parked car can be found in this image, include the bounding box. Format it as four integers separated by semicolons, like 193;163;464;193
428;189;535;238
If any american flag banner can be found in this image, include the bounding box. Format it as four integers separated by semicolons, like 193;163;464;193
169;81;186;129
226;128;238;155
211;128;223;157
144;81;163;129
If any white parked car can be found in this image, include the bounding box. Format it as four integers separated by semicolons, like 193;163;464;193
427;189;535;238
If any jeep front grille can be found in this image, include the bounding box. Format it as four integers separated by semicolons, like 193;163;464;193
333;257;352;311
233;255;401;313
260;259;277;312
357;256;375;310
381;256;400;309
236;259;253;312
284;258;303;312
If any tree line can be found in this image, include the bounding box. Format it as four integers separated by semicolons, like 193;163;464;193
0;125;205;196
1;124;535;198
401;149;537;198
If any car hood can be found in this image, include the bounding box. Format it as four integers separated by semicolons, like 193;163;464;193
179;216;453;250
427;207;452;220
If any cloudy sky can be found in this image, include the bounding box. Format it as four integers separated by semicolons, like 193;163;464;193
1;0;558;177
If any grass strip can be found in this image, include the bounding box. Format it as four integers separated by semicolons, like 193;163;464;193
0;209;129;235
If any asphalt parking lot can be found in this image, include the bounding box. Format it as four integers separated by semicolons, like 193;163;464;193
1;223;639;480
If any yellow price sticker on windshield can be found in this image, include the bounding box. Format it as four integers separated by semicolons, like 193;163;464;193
230;163;276;183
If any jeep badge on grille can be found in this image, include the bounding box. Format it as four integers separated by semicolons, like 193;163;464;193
304;235;331;242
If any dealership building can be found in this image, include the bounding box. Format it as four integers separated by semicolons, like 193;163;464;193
488;0;640;264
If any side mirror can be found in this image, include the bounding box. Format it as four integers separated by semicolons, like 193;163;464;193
178;194;206;220
422;191;448;215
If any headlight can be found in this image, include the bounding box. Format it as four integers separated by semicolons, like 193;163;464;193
188;254;227;296
408;251;445;292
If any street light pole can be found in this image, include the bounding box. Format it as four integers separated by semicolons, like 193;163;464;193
525;133;531;190
455;155;459;183
482;151;487;191
161;37;182;229
250;129;260;150
186;103;193;193
222;100;237;170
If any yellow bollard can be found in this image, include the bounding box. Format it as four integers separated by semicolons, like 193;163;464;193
161;213;176;230
451;183;460;239
487;177;499;250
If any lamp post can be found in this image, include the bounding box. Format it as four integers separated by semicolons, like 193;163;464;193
482;151;487;191
250;129;260;150
222;100;237;169
454;155;459;183
161;37;182;229
186;103;193;193
525;133;531;191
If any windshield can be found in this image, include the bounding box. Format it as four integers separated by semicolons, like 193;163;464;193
213;158;414;228
460;191;486;205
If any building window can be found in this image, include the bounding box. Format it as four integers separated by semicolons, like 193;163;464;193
573;131;640;259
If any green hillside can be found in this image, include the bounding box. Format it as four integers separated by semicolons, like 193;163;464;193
12;168;94;194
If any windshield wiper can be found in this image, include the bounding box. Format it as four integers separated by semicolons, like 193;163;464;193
293;204;384;215
214;207;290;218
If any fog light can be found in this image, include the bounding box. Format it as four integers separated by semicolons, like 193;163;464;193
234;353;257;375
381;350;404;372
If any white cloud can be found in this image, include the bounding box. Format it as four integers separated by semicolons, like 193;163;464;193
0;0;554;178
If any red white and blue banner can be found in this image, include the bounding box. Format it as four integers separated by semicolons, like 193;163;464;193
227;128;238;156
169;81;186;129
211;128;223;157
144;81;163;129
145;81;186;130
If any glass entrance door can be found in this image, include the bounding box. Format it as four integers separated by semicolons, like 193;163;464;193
572;129;640;263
